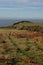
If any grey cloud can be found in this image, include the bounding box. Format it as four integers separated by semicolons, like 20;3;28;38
0;0;43;7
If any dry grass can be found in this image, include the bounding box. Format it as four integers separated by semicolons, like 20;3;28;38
0;28;43;65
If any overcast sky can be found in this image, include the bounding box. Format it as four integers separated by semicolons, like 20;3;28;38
0;0;43;19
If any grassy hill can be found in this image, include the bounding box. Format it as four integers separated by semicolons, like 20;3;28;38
10;21;43;33
0;21;43;65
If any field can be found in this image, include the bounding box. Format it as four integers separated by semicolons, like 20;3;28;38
0;21;43;65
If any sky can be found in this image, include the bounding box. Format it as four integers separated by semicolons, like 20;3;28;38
0;0;43;19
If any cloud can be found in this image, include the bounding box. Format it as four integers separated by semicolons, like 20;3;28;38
0;0;28;3
0;0;43;7
14;0;28;3
0;6;43;10
31;0;43;5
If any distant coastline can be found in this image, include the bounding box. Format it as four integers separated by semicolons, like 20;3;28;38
0;19;43;27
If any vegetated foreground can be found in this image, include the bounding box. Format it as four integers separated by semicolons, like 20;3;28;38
0;29;43;65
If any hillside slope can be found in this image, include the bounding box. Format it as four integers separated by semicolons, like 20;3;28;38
0;21;43;65
0;29;43;65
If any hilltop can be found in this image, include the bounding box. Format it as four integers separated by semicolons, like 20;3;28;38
8;21;43;33
0;21;43;33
